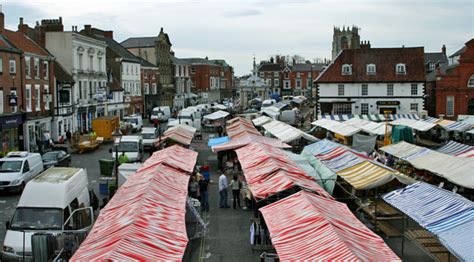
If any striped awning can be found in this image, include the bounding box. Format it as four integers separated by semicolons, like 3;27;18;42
318;114;419;122
260;191;400;261
456;148;474;158
423;116;441;123
438;119;473;132
435;140;474;156
336;161;396;189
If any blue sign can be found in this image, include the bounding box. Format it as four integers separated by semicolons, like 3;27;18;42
0;114;23;129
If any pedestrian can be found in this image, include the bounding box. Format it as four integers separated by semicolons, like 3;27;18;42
199;176;209;212
229;175;241;209
118;151;129;164
188;175;199;199
66;130;72;143
153;118;159;129
36;135;43;154
219;172;229;208
217;125;223;137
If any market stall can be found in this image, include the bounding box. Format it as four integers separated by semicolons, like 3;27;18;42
263;120;318;145
211;134;290;153
156;124;196;148
252;115;273;127
434;140;474;156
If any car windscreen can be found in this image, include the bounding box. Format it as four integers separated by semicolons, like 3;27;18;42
118;141;139;152
42;152;59;161
141;133;156;139
0;160;23;172
11;208;62;230
124;118;138;124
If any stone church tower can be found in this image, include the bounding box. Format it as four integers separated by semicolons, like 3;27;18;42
331;26;361;60
155;27;175;107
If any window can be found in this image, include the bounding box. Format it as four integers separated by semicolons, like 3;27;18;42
89;55;93;71
429;63;435;71
333;103;352;114
10;90;17;113
44;61;49;79
307;79;312;88
410;103;418;112
446;96;454;116
361;103;369;114
98;57;102;72
468;75;474;87
411;84;418;95
387;84;394;96
341;64;352;75
338;84;345;96
26;85;32;112
274;72;278;77
9;59;16;74
296;80;301;88
25;57;30;77
78;53;83;70
152;83;157;94
296;72;301;78
144;83;149;94
259;72;264;77
362;84;368;96
366;64;376;75
274;79;279;86
44;85;49;110
0;58;3;73
191;67;196;74
34;58;39;78
284;81;290;89
0;90;3;114
35;85;40;111
396;63;406;74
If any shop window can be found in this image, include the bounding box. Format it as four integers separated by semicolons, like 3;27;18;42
333;103;352;114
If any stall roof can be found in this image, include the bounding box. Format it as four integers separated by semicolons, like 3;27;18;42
143;144;198;173
207;136;230;147
390;118;436;132
72;146;197;261
264;120;318;143
235;143;331;199
456;148;474;158
312;119;361;137
203;110;229;120
158;124;196;146
438;119;473;132
435;140;474;156
226;117;261;139
211;133;290;152
212;104;228;110
252;115;273;126
260;191;400;261
318;114;420;122
383;182;474;261
344;118;387;135
380;142;474;189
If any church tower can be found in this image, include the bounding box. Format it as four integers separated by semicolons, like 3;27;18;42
331;25;361;60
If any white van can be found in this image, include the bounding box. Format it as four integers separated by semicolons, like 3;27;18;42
261;99;276;109
111;135;143;162
2;167;94;261
141;127;158;150
123;114;143;132
150;106;171;122
0;152;44;192
168;109;202;131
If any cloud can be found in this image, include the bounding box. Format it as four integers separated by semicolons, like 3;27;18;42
223;9;262;17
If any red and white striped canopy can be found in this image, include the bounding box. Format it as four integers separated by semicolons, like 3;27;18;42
71;145;197;261
226;117;261;139
260;191;400;261
235;143;332;199
211;133;291;153
156;124;196;146
144;144;198;173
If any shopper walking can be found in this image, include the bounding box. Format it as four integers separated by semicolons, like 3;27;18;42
229;175;241;209
188;175;199;199
219;172;229;208
199;176;209;212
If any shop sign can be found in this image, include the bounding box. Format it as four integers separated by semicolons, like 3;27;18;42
376;101;400;106
0;114;23;129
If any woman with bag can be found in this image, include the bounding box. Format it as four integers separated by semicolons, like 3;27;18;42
229;175;241;209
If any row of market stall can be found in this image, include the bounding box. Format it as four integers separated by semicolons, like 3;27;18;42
71;145;198;261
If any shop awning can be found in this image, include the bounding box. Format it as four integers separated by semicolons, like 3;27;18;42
207;136;230;147
157;124;196;146
383;182;474;261
390;118;436;132
71;146;197;261
211;134;290;153
317;114;420;122
235;143;331;200
263;120;318;143
203;110;229;120
380;142;474;189
260;191;400;261
435;140;474;156
252;115;273;127
336;161;397;189
312;119;361;137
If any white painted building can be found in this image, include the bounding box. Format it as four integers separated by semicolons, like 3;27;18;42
315;47;426;115
46;30;107;133
172;56;192;109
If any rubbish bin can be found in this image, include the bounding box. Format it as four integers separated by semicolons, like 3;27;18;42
260;252;279;262
99;159;115;176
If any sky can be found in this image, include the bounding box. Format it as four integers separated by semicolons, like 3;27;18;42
2;0;473;76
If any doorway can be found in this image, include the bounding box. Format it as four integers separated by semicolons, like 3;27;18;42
468;99;474;115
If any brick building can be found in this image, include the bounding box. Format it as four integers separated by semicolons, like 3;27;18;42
424;45;448;116
257;59;283;95
435;39;474;119
139;58;160;119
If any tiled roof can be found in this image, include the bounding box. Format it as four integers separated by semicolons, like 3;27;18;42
426;63;459;82
120;37;157;48
179;58;221;66
450;46;466;58
3;29;51;57
54;60;74;83
292;63;326;72
258;63;283;72
316;47;426;83
87;29;140;63
424;52;448;64
138;57;157;67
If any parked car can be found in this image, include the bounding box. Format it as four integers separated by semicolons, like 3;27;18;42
0;152;44;192
42;150;71;169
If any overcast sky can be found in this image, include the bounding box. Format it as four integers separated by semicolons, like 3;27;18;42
3;0;473;75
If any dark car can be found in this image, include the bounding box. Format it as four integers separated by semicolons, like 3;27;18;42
42;150;71;169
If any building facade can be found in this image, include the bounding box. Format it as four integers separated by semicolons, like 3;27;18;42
288;63;326;97
435;39;474;119
172;56;192;109
257;59;283;95
424;45;448;116
316;47;426;115
140;58;160;120
238;58;271;108
155;28;175;107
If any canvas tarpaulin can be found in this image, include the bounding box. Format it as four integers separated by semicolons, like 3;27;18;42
391;125;414;144
203;110;229;120
207;136;230;147
226;117;261;139
157;124;196;146
302;153;337;194
311;119;361;137
211;133;290;152
435;140;474;156
71;145;198;261
344;118;387;135
260;191;400;261
352;133;377;153
252;115;273;127
263;120;318;143
390;118;436;132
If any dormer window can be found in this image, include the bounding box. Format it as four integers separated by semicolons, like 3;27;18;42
396;63;406;74
341;64;352;75
366;64;376;75
468;75;474;87
429;63;435;71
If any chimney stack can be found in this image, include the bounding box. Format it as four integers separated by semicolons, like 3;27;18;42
18;17;29;34
442;44;446;55
0;6;5;35
104;30;113;39
84;24;92;35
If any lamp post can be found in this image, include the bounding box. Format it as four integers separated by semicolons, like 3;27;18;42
111;128;122;193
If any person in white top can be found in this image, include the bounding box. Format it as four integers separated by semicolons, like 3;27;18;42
219;173;230;208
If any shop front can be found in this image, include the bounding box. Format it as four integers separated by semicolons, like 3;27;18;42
0;113;25;155
77;106;88;133
25;117;52;153
376;101;400;114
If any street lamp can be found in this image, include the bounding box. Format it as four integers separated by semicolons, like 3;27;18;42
109;128;122;195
